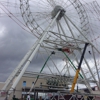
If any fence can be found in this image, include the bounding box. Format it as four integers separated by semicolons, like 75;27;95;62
0;90;100;100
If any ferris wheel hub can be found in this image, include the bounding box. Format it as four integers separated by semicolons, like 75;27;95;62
51;5;65;20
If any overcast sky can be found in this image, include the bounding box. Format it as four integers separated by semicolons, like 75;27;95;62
0;0;100;83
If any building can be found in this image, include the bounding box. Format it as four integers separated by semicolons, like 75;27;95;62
0;71;100;100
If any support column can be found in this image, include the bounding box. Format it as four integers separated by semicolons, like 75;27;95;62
64;15;100;90
2;40;39;91
92;46;100;89
63;15;98;93
7;11;61;97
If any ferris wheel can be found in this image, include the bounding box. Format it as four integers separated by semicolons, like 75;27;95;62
0;0;100;96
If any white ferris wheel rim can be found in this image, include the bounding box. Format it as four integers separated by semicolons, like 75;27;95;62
20;0;89;39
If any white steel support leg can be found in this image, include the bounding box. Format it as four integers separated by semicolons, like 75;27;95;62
64;15;100;90
29;49;62;92
8;11;60;94
7;11;60;96
2;39;39;91
67;63;70;76
57;20;93;92
92;46;100;89
63;15;94;92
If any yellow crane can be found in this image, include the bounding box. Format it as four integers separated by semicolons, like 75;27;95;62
70;43;89;93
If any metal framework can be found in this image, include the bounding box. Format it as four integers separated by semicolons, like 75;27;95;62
1;0;100;99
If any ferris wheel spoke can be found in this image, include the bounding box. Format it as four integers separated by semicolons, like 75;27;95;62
47;0;56;7
63;15;79;43
65;14;100;54
57;21;68;41
56;21;62;41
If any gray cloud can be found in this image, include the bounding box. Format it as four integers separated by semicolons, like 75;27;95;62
0;17;37;81
0;0;100;84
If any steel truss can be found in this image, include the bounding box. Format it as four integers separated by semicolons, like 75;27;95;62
1;0;100;99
